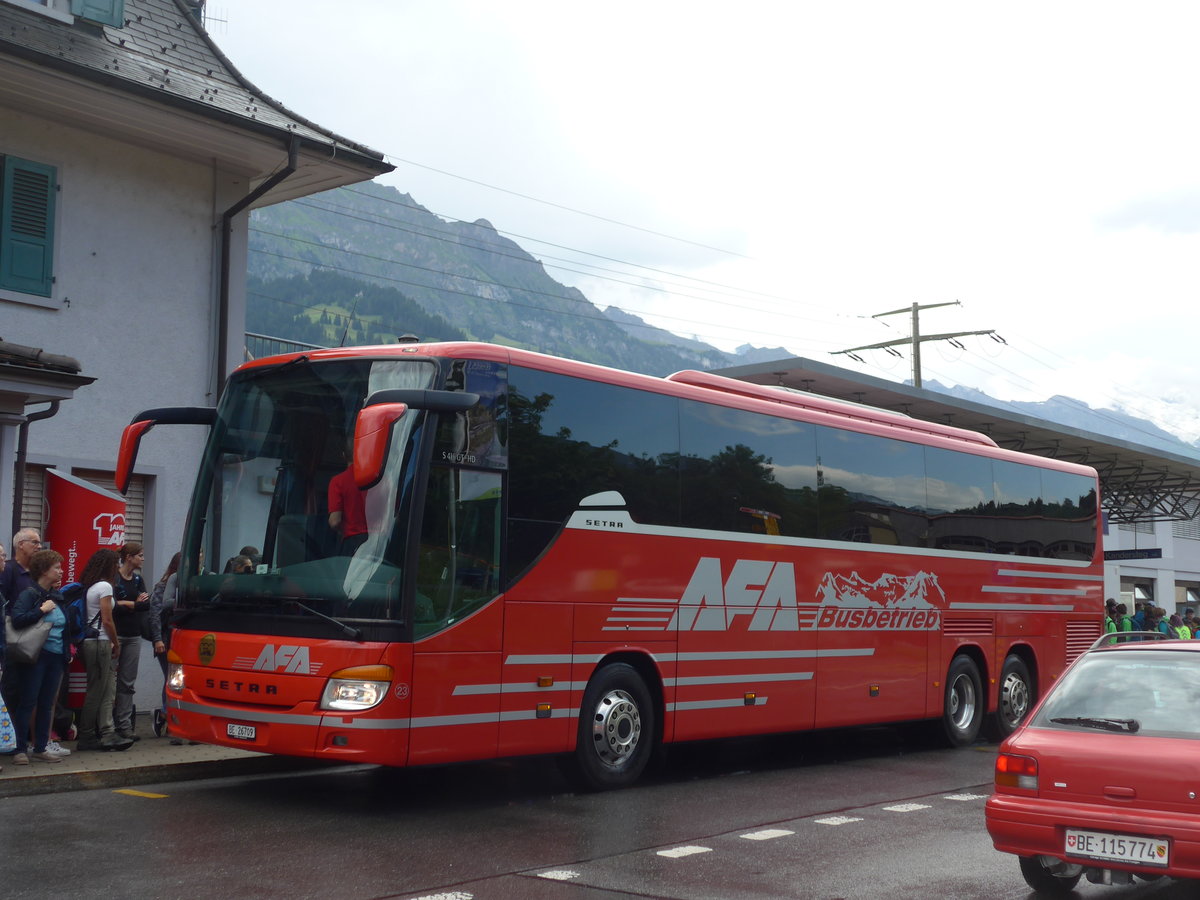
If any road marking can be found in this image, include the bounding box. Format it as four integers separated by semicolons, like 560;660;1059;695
741;829;795;841
658;846;712;858
943;793;988;801
113;789;168;799
882;803;931;812
537;871;579;881
406;893;473;900
814;816;863;825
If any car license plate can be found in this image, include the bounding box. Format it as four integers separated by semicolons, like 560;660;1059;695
1065;829;1169;866
226;723;256;741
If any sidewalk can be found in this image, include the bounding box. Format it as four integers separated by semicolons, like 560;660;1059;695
0;713;323;798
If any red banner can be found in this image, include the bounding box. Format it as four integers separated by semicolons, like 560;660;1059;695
43;468;127;584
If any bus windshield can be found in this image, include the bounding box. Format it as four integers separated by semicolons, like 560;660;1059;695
179;355;438;628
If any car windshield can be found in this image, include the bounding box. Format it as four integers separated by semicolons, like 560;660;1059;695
1031;649;1200;737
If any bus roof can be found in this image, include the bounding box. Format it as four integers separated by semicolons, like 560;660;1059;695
238;340;1088;462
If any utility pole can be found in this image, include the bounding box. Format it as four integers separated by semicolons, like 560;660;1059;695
832;301;996;388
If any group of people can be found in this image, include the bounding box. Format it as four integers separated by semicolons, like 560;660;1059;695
1104;598;1199;640
0;528;179;769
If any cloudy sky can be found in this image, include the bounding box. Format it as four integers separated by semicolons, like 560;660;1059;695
215;1;1200;439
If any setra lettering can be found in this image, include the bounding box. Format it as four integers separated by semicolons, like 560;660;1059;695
205;678;277;695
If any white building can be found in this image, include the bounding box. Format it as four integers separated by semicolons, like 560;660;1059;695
0;0;392;576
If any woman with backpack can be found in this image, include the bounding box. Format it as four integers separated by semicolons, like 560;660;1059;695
1170;614;1192;640
75;549;132;751
8;549;69;764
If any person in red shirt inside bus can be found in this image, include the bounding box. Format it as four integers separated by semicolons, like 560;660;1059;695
327;439;367;555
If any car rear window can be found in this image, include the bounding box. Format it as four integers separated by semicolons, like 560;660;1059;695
1031;649;1200;737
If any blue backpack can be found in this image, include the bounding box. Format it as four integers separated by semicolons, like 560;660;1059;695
62;582;99;646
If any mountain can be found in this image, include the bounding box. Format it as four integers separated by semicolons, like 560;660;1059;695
247;181;1200;457
925;381;1200;459
249;182;735;375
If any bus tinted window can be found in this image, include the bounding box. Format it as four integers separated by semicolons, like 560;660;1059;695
679;400;819;537
506;367;680;580
816;427;927;545
925;447;995;553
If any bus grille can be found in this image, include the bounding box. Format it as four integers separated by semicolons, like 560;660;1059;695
1066;620;1103;662
942;617;994;636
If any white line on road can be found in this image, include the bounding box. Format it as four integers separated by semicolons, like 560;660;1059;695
741;829;796;841
658;845;713;858
537;871;580;881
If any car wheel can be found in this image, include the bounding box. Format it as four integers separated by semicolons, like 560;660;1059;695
942;655;984;746
988;654;1033;740
1018;856;1082;893
574;663;657;791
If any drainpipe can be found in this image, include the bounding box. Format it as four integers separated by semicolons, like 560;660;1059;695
217;136;299;395
11;401;61;539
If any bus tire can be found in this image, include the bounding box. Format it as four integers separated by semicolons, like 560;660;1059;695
988;654;1033;741
942;655;983;747
574;663;656;791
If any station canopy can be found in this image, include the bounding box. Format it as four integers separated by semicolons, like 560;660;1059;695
716;355;1200;524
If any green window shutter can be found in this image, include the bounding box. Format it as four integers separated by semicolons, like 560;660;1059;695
0;157;57;298
70;0;125;28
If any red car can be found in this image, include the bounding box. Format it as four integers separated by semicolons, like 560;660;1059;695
986;632;1200;893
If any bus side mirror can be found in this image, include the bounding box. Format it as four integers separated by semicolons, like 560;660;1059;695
353;403;408;489
116;420;155;494
115;406;216;494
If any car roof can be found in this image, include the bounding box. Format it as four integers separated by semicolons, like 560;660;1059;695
1087;632;1200;653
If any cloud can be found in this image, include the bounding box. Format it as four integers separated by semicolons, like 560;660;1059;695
1100;190;1200;234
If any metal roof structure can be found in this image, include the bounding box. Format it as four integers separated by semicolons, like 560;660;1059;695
715;354;1200;524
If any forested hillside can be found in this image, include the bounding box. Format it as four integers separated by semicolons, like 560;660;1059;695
247;181;744;374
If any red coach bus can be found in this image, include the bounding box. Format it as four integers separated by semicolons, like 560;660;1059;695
116;342;1103;789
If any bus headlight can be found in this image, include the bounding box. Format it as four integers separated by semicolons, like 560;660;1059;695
167;662;185;693
319;665;392;711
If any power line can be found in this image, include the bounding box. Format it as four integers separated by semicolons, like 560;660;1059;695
381;156;752;260
248;247;824;350
292;189;842;320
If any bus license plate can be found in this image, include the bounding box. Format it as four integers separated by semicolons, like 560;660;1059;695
1065;829;1169;866
226;723;256;741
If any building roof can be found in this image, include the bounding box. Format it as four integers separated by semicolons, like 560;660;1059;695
0;0;393;203
0;337;94;407
716;354;1200;524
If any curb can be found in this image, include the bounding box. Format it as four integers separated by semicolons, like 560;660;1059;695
0;754;330;799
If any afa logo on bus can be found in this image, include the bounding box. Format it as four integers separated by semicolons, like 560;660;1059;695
608;556;942;633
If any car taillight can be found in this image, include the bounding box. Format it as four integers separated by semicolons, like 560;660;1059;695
995;752;1038;791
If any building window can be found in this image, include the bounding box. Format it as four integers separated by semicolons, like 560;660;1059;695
70;0;125;27
1;1;73;23
0;155;56;298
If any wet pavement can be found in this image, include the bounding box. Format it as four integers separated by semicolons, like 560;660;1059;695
0;713;322;798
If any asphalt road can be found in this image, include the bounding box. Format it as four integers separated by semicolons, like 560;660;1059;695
4;725;1197;899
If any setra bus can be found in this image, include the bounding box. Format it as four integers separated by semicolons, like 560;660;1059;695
116;342;1103;789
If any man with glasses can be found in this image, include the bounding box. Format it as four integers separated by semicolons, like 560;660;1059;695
1;529;43;712
0;529;41;616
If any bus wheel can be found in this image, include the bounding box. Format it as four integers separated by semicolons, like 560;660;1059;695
942;655;983;746
988;654;1033;740
575;663;656;791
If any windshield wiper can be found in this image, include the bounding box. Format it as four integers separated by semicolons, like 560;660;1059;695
177;597;364;642
1049;716;1140;733
281;598;363;642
